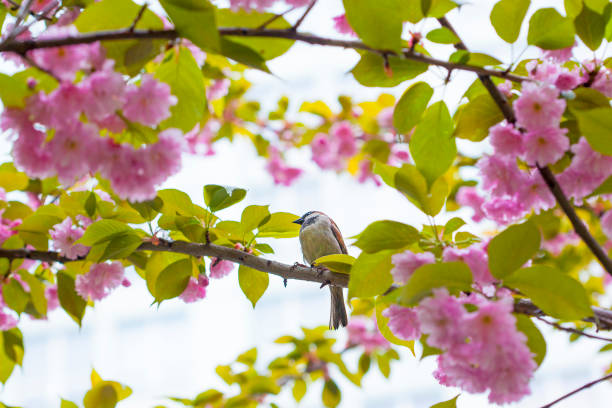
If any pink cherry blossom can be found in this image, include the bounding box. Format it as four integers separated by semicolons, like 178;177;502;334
391;251;435;284
27;82;85;129
145;128;185;185
443;244;494;286
331;122;357;156
542;44;574;63
285;0;311;6
497;80;512;97
179;275;209;303
602;211;612;241
45;285;59;311
0;210;21;245
456;187;486;223
346;317;390;353
482;196;526;225
80;67;126;121
265;146;303;186
572;137;612;176
377;107;394;129
229;0;274;10
311;122;358;170
543;232;579;255
50;218;89;260
522;126;568;166
30;0;56;13
554;70;583;91
489;122;524;157
210;258;234;279
557;166;603;204
49;121;99;183
592;67;612;97
311;134;342;170
416;288;467;350
357;160;382;186
514;83;565;131
333;14;356;36
75;261;127;301
206;79;230;101
185;121;216;156
478;155;526;197
0;309;18;330
382;304;421;341
123;74;177;126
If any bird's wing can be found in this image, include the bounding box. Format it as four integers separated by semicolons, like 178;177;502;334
329;219;348;254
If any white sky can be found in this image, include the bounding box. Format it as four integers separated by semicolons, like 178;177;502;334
2;1;612;407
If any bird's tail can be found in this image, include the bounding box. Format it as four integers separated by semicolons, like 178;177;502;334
329;286;348;330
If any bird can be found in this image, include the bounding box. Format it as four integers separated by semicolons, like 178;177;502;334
293;211;348;329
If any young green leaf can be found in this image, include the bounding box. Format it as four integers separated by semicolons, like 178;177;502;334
504;265;593;320
57;272;87;326
454;93;504;142
238;265;269;307
575;107;612;155
348;251;394;298
393;82;433;134
352;52;428;88
159;0;219;52
313;254;356;274
353;220;419;253
241;205;271;232
527;8;575;49
399;262;472;306
515;315;547;366
488;220;541;279
203;185;247;212
490;0;530;43
343;0;403;51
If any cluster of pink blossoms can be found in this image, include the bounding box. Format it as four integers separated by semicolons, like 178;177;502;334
383;289;535;404
75;261;130;301
346;317;390;353
49;217;89;260
461;53;612;224
265;146;303;186
311;122;358;171
1;26;184;202
210;257;235;279
179;275;209;303
228;0;310;11
391;245;494;288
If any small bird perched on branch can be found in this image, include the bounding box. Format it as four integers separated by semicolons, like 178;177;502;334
293;211;348;329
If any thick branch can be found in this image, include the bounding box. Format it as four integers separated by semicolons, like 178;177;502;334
436;17;612;277
4;243;612;330
0;27;526;83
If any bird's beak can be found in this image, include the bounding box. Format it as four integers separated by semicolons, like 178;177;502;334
293;216;304;225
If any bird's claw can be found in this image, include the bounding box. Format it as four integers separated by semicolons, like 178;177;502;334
320;280;331;289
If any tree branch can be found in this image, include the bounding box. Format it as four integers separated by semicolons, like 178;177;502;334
0;27;527;83
535;316;612;342
540;373;612;408
436;16;612;277
4;242;612;331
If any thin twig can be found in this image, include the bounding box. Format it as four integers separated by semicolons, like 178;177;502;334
256;7;295;30
291;0;317;31
535;316;612;342
0;28;528;83
5;0;35;41
4;0;53;21
129;3;148;32
436;16;612;277
540;373;612;408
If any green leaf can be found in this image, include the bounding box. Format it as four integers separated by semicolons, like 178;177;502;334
17;213;63;250
0;170;28;192
565;0;583;17
2;278;29;315
241;205;271;231
348;251;393;298
443;217;465;239
321;380;341;408
352;52;428;88
75;0;164;74
238;265;269;307
145;254;191;302
257;212;301;238
78;219;132;246
57;272;87;325
216;9;294;60
585;0;608;13
155;47;207;132
97;232;142;261
504;265;593;320
575;107;612;155
17;270;47;317
372;161;398;188
2;329;24;367
593;175;612;195
61;399;80;408
129;198;163;222
490;0;530;43
488;220;541;279
312;254;355;274
410;101;456;186
430;395;460;408
219;38;269;72
0;333;16;384
83;379;130;408
394;164;448;216
454;93;504;142
292;379;306;403
0;73;29;108
527;8;576;49
343;0;403;51
203;185;247;212
426;27;459;44
515;315;546;366
575;4;605;50
353;220;419;253
399;262;473;306
393;82;433;134
160;0;219;52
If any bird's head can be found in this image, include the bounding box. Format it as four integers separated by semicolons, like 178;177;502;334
293;211;326;227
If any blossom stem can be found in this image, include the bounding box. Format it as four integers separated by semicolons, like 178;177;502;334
0;28;527;83
436;16;612;277
535;316;612;342
539;373;612;408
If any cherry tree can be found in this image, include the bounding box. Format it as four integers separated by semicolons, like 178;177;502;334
0;0;611;407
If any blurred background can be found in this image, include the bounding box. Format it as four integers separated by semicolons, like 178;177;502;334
2;0;612;406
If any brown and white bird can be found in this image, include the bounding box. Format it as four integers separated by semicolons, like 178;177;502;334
293;211;348;329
